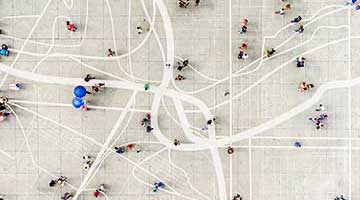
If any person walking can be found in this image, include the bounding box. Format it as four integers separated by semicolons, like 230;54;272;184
115;146;126;154
233;194;242;200
61;192;73;200
238;51;248;60
239;43;248;50
291;16;302;23
66;21;77;32
227;146;234;154
0;96;9;105
298;81;307;93
174;139;181;146
84;74;95;82
239;25;247;34
265;48;276;58
294;25;304;33
108;48;115;56
274;7;286;15
315;104;326;111
146;126;153;133
294;141;302;147
195;0;200;6
296;56;305;68
92;83;105;93
144;83;150;91
175;74;185;80
242;18;248;26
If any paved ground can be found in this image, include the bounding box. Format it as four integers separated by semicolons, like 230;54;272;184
0;0;359;200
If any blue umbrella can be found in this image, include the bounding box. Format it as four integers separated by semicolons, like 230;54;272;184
73;85;87;98
72;97;84;109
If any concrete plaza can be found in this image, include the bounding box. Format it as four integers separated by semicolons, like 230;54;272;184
0;0;359;199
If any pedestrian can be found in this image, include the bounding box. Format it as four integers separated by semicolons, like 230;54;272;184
239;43;248;49
315;104;326;111
240;25;247;34
274;8;286;15
108;48;115;57
93;190;101;198
80;100;90;111
0;112;11;122
61;192;73;200
146;126;153;133
294;141;302;147
92;83;105;93
84;74;95;82
284;3;291;10
306;83;314;90
0;96;9;105
8;83;22;91
146;113;151;119
318;113;328;121
317;122;325;129
238;51;248;60
137;26;143;34
182;59;189;67
49;179;57;187
233;194;242;200
296;56;305;68
66;21;77;32
294;25;304;33
298;81;307;93
265;48;276;57
94;184;105;198
144;83;150;91
227;146;234;154
141;117;150;127
178;0;190;8
152;181;165;192
242;18;248;26
0;105;6;112
82;155;93;171
291;16;302;23
195;0;200;6
174;139;180;146
175;74;185;80
115;146;126;154
57;176;67;187
201;126;208;132
345;0;357;5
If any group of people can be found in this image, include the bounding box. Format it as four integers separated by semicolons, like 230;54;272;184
308;104;328;129
174;59;189;81
0;96;11;122
177;0;200;8
298;81;315;93
238;18;249;60
115;143;141;154
141;113;154;133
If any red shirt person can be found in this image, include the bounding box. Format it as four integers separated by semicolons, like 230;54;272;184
66;21;77;32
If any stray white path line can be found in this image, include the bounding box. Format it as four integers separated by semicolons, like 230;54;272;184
347;6;352;200
229;0;233;197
